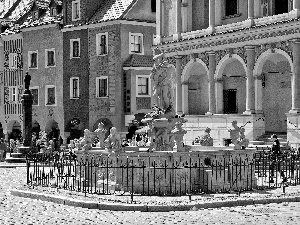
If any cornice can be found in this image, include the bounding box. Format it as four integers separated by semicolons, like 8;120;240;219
62;20;156;32
156;20;300;57
21;23;58;32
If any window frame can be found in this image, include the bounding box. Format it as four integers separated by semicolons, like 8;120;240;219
50;7;57;17
70;38;81;58
45;48;56;68
224;0;239;17
45;85;57;106
136;75;151;97
96;76;108;98
9;86;18;103
96;32;108;56
28;50;38;69
72;0;81;21
70;77;80;99
129;32;144;55
32;10;39;20
9;53;18;69
30;86;39;106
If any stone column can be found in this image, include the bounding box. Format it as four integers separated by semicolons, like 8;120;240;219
254;75;263;114
291;0;300;17
247;0;254;26
244;46;256;114
182;81;189;114
181;0;188;32
155;0;164;44
175;56;183;114
208;0;215;33
215;78;223;114
290;39;300;113
173;0;182;40
206;52;216;115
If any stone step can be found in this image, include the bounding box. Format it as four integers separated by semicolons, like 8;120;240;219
5;157;26;163
10;153;26;158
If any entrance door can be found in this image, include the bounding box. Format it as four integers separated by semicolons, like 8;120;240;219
223;89;237;114
275;0;289;15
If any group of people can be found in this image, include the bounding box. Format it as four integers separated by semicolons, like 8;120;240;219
0;138;22;160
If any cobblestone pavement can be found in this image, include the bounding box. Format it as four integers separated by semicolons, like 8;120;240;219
1;167;300;225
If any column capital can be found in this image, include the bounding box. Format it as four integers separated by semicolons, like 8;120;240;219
290;38;300;44
207;51;216;56
175;55;183;59
244;45;256;51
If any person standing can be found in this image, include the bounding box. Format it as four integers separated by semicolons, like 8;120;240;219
0;138;7;160
269;134;286;183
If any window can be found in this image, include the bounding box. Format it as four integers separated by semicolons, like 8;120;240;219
32;10;39;20
45;49;56;67
9;87;18;103
151;0;156;12
225;0;238;17
72;0;80;21
50;7;57;17
9;53;18;69
96;77;108;98
70;77;79;99
96;33;108;56
129;33;144;55
136;76;150;96
45;85;56;106
30;87;39;106
70;39;80;58
28;51;38;69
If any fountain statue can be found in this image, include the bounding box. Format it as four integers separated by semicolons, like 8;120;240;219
104;127;121;151
94;122;106;148
199;127;214;146
228;121;249;150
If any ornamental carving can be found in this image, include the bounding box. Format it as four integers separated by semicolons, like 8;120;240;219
198;53;209;67
235;47;247;64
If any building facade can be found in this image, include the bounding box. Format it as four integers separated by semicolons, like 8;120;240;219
0;0;156;143
153;0;300;146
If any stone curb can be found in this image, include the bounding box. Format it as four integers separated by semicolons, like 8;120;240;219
10;189;300;212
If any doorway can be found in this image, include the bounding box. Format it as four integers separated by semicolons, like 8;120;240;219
275;0;289;15
223;89;237;114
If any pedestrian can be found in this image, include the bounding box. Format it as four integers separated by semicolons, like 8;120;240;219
0;138;7;160
269;134;286;183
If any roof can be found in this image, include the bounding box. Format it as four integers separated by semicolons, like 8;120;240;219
123;55;154;68
0;0;20;19
89;0;137;23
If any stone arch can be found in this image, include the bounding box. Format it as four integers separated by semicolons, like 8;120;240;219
215;54;247;79
182;59;209;115
182;58;209;83
254;48;293;76
7;120;21;140
253;48;293;133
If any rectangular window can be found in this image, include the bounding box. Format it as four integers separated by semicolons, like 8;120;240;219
225;0;238;17
70;77;79;99
28;51;38;69
72;0;80;21
129;33;144;55
30;87;39;106
45;85;56;106
9;87;18;103
50;7;57;17
96;33;108;56
45;49;56;67
151;0;156;12
32;11;39;20
9;53;18;69
136;75;150;96
70;39;80;58
96;77;108;98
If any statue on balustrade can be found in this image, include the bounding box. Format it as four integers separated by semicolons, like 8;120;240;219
80;129;93;151
199;127;214;146
94;122;106;148
104;127;121;150
228;121;249;150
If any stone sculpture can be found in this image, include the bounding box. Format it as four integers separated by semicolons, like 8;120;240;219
105;127;121;150
94;122;106;148
199;127;214;146
228;121;249;150
80;129;93;151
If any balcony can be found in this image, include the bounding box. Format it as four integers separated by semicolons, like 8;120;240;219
155;11;298;45
5;103;22;115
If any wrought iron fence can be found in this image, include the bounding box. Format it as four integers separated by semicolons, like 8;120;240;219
25;148;300;198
